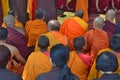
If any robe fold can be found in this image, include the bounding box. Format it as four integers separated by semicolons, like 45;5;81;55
22;52;52;80
68;51;89;80
60;17;87;50
25;19;47;47
83;29;109;60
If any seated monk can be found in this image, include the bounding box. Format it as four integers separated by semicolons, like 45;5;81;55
35;20;68;52
103;9;117;38
0;27;25;75
4;15;34;60
83;17;109;60
22;35;52;80
93;51;120;80
68;36;93;80
25;8;48;47
88;34;120;80
2;10;23;28
60;10;88;50
0;45;23;80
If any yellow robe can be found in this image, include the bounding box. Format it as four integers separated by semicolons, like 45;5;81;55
22;52;52;80
68;51;89;80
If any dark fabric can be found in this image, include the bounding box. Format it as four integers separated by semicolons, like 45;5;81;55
36;67;79;80
93;73;120;80
0;69;22;80
9;0;29;26
116;23;120;34
103;20;117;38
36;0;57;23
6;27;34;60
0;1;3;26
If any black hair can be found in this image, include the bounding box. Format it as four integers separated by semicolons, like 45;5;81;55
96;51;118;72
8;10;15;17
0;45;11;68
75;10;84;18
110;34;120;52
38;35;49;49
50;44;77;80
36;8;46;19
0;27;8;40
73;36;85;51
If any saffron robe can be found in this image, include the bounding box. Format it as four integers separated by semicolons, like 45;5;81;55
25;19;47;47
22;52;52;80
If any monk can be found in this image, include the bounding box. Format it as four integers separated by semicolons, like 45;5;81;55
35;20;68;52
9;0;29;25
68;36;93;80
103;9;116;38
84;17;109;60
25;9;47;47
2;10;23;28
75;0;88;22
111;0;120;13
22;35;52;80
27;0;57;23
60;10;88;50
0;27;25;75
88;34;120;80
96;0;110;13
4;15;34;60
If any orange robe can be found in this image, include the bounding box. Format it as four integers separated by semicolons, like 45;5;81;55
25;19;47;47
83;29;109;60
34;31;67;52
87;48;120;80
60;17;88;50
22;52;52;80
68;51;89;80
75;0;88;22
2;19;23;28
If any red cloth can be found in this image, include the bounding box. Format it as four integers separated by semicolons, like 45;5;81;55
113;0;120;10
32;0;37;20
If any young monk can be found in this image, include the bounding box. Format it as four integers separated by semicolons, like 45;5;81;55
68;36;92;80
22;35;52;80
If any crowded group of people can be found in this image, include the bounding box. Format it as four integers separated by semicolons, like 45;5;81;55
0;0;120;80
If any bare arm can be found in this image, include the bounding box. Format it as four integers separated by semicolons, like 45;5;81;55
96;0;100;12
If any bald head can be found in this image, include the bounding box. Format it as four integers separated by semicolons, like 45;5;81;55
75;10;84;18
4;15;15;27
93;17;104;29
48;20;60;31
105;9;116;21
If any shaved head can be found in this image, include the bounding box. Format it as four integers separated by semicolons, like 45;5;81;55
93;17;104;29
4;15;15;27
48;20;60;31
105;9;116;21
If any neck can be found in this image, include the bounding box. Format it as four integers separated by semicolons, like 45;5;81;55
76;50;84;54
40;48;47;53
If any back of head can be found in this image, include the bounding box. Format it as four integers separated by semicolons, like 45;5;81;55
0;45;11;68
110;34;120;52
75;10;84;18
96;51;118;72
105;9;116;21
38;35;49;49
8;10;16;17
93;17;104;29
36;8;46;19
73;36;85;51
0;27;8;40
4;15;15;27
50;44;77;80
48;20;60;31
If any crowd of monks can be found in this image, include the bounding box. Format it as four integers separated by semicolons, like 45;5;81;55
0;0;120;80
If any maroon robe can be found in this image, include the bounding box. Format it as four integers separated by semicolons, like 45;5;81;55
6;27;34;60
112;0;120;11
0;1;3;26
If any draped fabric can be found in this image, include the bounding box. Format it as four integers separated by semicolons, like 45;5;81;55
68;51;89;80
75;0;88;22
25;19;47;47
9;0;29;25
22;52;52;80
0;1;3;26
60;17;86;50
